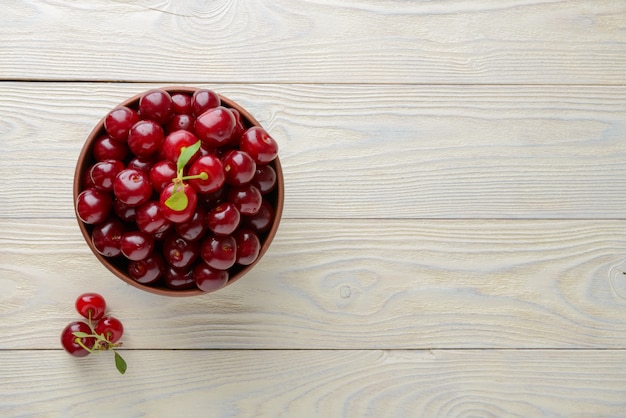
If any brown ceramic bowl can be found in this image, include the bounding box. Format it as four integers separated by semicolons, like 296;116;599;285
74;86;283;296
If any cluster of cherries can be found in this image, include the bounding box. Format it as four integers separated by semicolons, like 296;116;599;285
75;88;279;292
60;293;126;374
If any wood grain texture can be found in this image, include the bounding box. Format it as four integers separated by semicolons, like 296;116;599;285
1;349;625;417
2;0;625;84
1;82;626;219
3;218;626;349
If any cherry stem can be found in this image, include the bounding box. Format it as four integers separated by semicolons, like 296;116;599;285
181;172;208;181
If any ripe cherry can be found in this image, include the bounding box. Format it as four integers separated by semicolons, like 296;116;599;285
194;106;236;147
61;321;96;357
93;134;129;162
207;202;240;236
166;113;194;134
163;235;200;269
75;292;107;321
187;155;225;194
194;262;229;292
76;188;112;225
104;106;140;142
162;130;200;164
164;266;196;290
135;201;172;235
171;93;192;115
251;164;277;194
113;169;152;207
227;184;262;215
139;89;173;125
201;234;237;270
191;89;220;117
113;198;137;222
127;156;156;174
149;160;177;194
128;120;165;158
90;160;125;192
95;316;124;344
233;229;261;265
240;126;278;164
120;230;155;261
160;182;198;223
242;200;274;233
222;150;256;186
128;253;165;284
91;218;125;257
174;205;208;242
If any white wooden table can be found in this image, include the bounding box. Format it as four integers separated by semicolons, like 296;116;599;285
2;1;626;416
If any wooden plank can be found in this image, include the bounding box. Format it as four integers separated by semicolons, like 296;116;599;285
3;218;626;349
1;349;625;417
2;1;625;84
1;82;626;219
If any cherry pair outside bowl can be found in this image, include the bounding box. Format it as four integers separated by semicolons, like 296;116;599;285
73;86;284;296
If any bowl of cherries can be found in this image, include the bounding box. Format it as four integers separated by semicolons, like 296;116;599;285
74;87;283;296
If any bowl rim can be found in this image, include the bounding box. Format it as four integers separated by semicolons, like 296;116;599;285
73;86;284;296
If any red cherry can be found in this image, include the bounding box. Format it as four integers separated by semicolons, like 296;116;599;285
233;228;261;265
242;200;274;233
113;198;137;222
127;156;156;174
104;106;140;142
120;230;155;261
207;202;240;236
93;135;129;162
166;113;194;134
227;184;262;215
162;130;200;164
136;201;172;235
61;321;96;357
113;169;152;207
91;218;125;257
229;108;246;144
171;93;192;114
191;89;220;117
159;182;198;223
174;205;208;242
128;253;165;284
128;120;165;158
90;160;125;192
201;234;237;270
222;150;256;186
240;126;278;164
149;160;177;194
162;235;200;269
194;106;236;147
187;155;225;194
164;266;196;290
139;89;174;125
194;262;229;292
95;316;124;343
251;164;277;194
75;292;107;321
76;188;112;225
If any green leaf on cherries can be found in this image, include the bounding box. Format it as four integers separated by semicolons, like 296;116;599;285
72;331;91;338
165;184;188;211
114;351;127;375
177;140;202;174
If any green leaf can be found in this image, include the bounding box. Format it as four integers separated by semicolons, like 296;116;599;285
114;351;127;375
165;189;188;211
177;140;202;173
72;331;91;338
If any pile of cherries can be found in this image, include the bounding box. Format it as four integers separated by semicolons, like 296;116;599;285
75;88;279;293
61;293;126;374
